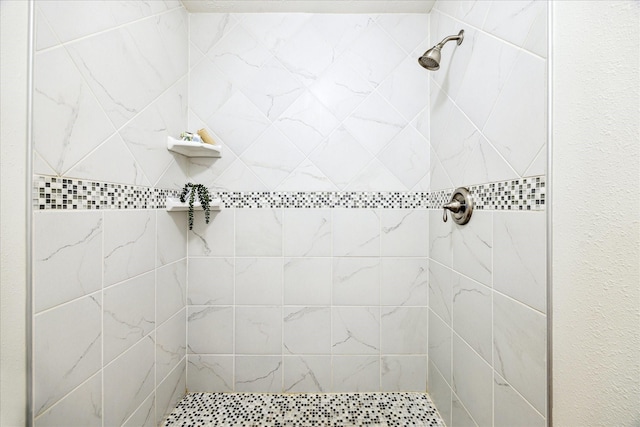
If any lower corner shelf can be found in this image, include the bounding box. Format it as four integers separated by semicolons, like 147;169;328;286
165;197;222;212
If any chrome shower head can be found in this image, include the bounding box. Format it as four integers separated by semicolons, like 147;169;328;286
418;29;464;71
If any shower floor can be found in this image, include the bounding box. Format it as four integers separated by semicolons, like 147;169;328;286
164;392;444;427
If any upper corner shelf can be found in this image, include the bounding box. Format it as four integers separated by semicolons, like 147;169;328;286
167;136;222;158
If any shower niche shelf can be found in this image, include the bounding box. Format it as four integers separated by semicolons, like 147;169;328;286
167;136;222;158
165;197;222;212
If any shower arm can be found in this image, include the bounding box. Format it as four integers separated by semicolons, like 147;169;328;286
435;31;464;49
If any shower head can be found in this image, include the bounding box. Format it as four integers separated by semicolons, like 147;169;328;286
418;29;464;71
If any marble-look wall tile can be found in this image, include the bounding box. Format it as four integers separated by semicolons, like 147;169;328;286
452;335;493;427
103;336;155;427
452;211;492;286
283;307;331;355
452;274;492;364
156;260;187;325
34;294;102;417
235;356;283;392
332;356;380;392
493;293;546;415
428;309;452;384
187;355;234;392
235;258;283;305
34;374;101;427
452;393;478;427
156;309;187;383
187;306;233;354
428;362;452;427
429;261;452;326
333;209;380;256
188;210;235;257
157;210;188;267
103;272;155;364
235;209;283;256
34;211;102;312
381;356;428;392
283;209;331;257
494;373;545;427
188;257;234;305
283;355;331;393
122;393;155;427
429;210;453;267
380;209;429;257
332;257;380;306
379;127;430;190
156;361;186;425
103;210;155;287
283;258;331;306
235;307;282;354
332;307;379;355
381;258;429;306
381;307;428;354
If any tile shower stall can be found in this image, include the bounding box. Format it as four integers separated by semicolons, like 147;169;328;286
31;1;548;426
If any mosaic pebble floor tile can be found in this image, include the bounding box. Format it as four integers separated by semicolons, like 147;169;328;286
164;392;445;427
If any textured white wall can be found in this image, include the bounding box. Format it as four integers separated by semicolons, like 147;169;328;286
552;1;640;425
0;1;29;425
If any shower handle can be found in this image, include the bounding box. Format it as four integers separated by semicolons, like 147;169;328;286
442;187;473;225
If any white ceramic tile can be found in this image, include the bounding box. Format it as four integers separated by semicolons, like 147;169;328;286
332;258;380;306
275;23;335;86
452;210;492;286
210;159;268;191
242;13;310;52
381;258;429;307
342;92;407;156
344;159;408;192
452;274;492;363
189;41;205;69
156;309;187;383
379;126;430;189
494;211;547;312
235;307;282;354
235;356;283;392
523;2;548;58
35;7;59;51
190;14;238;56
376;14;428;54
188;209;235;257
429;210;453;268
308;57;374;121
452;334;493;427
483;51;547;176
283;356;331;393
103;272;155;364
380;210;429;257
235;209;283;256
332;356;380;392
332;209;380;257
34;373;101;427
493;292;547;415
460;135;519;186
494;372;546;427
378;56;430;122
155;361;186;424
343;23;406;87
283;209;331;257
103;210;155;286
207;24;272;86
429;310;452;387
103;336;155;427
309;14;375;57
187;133;237;187
34;47;115;176
381;355;428;392
524;145;547;177
189;58;235;121
381;307;428;354
235;258;283;305
187;306;233;354
412;105;430;142
455;29;520;130
275;159;338;191
427;361;452;427
483;0;547;52
38;1;121;43
239;126;305;189
241;58;305;120
188;258;234;305
33;152;57;177
434;0;490;29
308;127;373;189
155;256;186;324
429;261;452;325
67;134;151;187
283;307;331;354
283;258;332;306
411;170;431;192
155;155;190;190
452;393;478;427
275;91;340;156
206;92;271;156
429;146;455;191
34;211;102;313
332;307;380;355
157;209;187;267
187;355;234;392
122;393;155;427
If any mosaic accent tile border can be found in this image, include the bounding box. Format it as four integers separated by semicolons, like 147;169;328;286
164;392;445;427
34;175;545;211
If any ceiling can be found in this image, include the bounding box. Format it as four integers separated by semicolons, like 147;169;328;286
180;0;436;13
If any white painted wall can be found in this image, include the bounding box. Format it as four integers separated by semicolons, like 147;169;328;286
552;1;640;425
0;1;29;425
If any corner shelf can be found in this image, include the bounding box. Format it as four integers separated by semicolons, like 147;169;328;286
167;136;222;158
165;197;222;212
